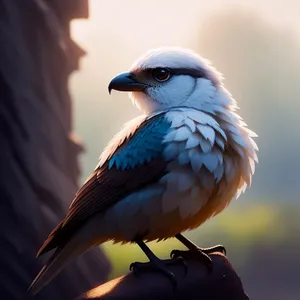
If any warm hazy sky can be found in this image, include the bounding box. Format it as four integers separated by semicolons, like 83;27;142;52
70;0;300;105
72;0;300;50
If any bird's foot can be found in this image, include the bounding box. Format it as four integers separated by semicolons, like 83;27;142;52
170;247;218;272
129;256;187;288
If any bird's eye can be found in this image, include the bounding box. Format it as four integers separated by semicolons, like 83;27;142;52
152;68;171;82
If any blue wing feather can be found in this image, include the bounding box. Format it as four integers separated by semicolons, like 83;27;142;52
108;114;171;170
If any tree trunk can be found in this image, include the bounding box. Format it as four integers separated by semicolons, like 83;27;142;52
0;1;110;299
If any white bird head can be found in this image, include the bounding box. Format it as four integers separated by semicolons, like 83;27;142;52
108;47;235;114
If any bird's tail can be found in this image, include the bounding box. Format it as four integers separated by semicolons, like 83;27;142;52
28;237;90;296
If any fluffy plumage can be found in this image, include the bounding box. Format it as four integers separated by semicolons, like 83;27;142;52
29;47;258;295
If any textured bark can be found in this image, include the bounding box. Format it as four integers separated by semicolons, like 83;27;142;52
78;252;249;300
0;1;110;299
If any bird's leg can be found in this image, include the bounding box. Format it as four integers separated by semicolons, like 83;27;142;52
130;239;187;287
175;233;226;255
170;233;226;269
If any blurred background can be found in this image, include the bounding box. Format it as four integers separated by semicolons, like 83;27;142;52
69;1;300;299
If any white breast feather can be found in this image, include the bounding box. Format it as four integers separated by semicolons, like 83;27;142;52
160;108;258;220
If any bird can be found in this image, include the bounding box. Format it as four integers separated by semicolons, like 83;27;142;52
28;47;258;294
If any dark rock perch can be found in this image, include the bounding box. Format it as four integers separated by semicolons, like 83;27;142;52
0;1;110;299
77;252;249;300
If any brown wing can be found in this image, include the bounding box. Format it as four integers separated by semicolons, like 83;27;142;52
37;115;169;256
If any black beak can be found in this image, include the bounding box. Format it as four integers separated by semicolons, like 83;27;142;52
108;72;147;94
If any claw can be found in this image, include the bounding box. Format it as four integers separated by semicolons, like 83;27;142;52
171;249;212;272
129;259;177;288
129;262;139;274
170;249;180;259
129;256;187;289
175;256;188;275
166;270;177;289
